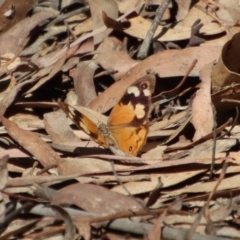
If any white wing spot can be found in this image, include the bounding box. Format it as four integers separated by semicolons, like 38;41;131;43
127;86;140;97
143;89;150;96
134;103;145;119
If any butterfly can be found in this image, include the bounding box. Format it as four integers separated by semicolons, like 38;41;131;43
58;74;156;156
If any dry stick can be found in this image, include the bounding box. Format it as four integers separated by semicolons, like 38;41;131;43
2;190;48;203
210;102;217;181
179;58;198;90
45;6;90;28
204;162;228;234
89;207;186;224
220;107;239;138
28;161;38;175
186;206;205;240
207;161;228;204
137;0;171;60
25;225;65;240
110;161;158;218
26;204;231;239
39;3;145;67
64;22;72;49
222;99;240;104
51;205;75;240
152;58;198;101
0;202;34;230
148;195;186;240
0;37;29;76
64;19;77;41
36;164;58;175
194;4;230;34
146;177;163;207
186;162;228;240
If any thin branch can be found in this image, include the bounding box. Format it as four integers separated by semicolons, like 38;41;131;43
137;0;171;59
209;102;217;180
111;161;157;218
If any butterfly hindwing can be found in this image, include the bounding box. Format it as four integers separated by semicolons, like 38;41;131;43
110;124;148;155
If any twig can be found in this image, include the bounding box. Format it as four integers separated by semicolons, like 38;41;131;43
146;177;163;207
220;107;239;138
28;161;38;175
186;206;205;240
137;0;171;59
27;204;233;239
46;6;90;28
64;19;77;41
35;2;145;67
89;207;186;224
209;102;217;180
152;58;198;101
195;3;231;34
110;161;157;217
207;162;228;204
204;162;228;234
148;196;185;240
0;202;34;231
186;162;228;239
36;164;58;175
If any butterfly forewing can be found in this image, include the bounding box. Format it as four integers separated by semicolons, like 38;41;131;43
108;76;155;126
58;102;107;147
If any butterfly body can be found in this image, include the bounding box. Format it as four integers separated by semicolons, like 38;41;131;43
59;74;155;156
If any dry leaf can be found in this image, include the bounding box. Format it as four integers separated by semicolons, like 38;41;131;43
1;116;60;170
212;32;240;87
88;0;118;45
192;62;214;141
52;183;143;214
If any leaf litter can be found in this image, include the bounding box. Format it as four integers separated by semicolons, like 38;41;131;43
1;0;240;239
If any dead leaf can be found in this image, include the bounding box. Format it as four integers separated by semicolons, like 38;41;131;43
51;205;76;240
212;32;240;87
44;111;80;144
1;116;60;170
124;5;223;43
0;0;36;34
89;46;221;112
95;36;138;80
0;2;240;238
52;183;143;214
0;155;8;223
192;62;214;141
112;170;206;195
175;0;192;21
73;61;98;106
88;0;118;45
58;157;135;175
0;10;57;57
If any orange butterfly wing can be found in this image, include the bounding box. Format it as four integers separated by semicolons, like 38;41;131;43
58;74;155;156
108;75;155;155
